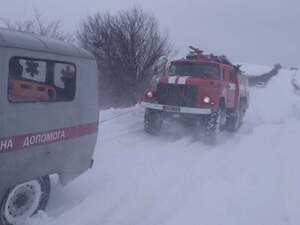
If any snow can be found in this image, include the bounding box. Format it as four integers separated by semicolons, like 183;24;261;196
27;65;300;225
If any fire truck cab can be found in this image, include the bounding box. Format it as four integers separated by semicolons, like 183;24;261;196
142;47;249;143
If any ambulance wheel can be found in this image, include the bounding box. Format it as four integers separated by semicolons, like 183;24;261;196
144;109;162;135
0;176;51;225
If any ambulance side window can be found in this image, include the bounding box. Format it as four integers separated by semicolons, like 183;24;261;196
9;58;46;82
54;63;76;101
8;57;76;103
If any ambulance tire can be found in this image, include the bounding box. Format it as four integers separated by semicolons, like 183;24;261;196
0;176;51;225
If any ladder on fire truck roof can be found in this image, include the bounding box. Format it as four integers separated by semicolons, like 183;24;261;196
187;46;233;66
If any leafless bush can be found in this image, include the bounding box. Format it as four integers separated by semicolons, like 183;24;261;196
78;6;172;108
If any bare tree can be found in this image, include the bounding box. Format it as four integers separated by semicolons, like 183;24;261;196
78;7;172;108
0;10;74;43
246;63;282;87
291;67;300;95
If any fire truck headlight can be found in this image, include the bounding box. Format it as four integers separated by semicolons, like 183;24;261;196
203;96;211;103
146;91;154;98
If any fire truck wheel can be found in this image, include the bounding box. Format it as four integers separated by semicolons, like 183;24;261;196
225;107;242;132
144;109;163;135
203;108;225;145
0;176;51;225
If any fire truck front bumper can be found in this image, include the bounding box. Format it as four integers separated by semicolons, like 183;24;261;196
141;102;212;115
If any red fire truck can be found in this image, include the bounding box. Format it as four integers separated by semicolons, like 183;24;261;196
142;47;249;143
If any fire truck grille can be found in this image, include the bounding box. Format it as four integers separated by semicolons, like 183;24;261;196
156;83;198;107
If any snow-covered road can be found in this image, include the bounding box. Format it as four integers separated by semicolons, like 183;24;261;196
28;66;300;225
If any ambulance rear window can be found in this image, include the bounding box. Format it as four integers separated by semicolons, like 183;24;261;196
8;57;76;103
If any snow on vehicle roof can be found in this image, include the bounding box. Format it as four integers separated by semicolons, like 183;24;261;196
0;28;94;60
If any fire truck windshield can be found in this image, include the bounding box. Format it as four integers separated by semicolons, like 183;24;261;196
168;63;220;79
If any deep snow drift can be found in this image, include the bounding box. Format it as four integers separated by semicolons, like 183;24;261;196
28;66;300;225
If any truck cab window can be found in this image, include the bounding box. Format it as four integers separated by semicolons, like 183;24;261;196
220;67;224;80
229;69;237;83
169;63;221;80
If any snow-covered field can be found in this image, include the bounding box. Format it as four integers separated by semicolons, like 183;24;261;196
28;66;300;225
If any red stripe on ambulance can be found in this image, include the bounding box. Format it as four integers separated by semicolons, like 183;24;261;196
0;122;98;153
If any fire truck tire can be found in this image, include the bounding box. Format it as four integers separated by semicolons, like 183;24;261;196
144;109;162;135
225;107;242;132
0;176;51;225
203;108;225;145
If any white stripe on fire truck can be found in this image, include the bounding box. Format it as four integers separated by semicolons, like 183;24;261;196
177;76;190;84
168;76;177;84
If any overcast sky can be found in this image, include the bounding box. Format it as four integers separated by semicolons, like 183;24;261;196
0;0;299;67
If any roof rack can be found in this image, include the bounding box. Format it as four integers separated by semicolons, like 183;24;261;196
186;46;233;66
